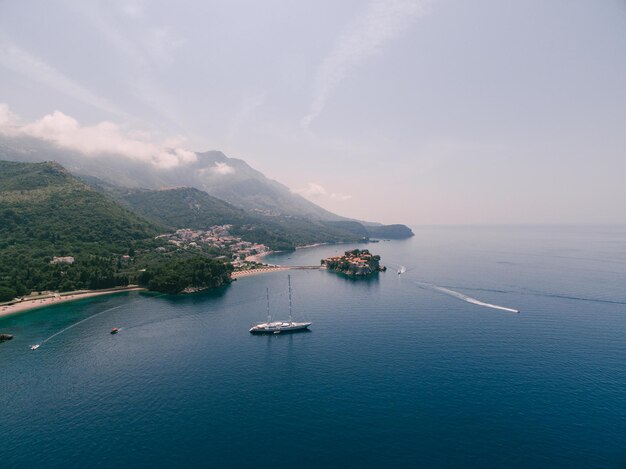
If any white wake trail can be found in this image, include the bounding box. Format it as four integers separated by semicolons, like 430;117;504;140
36;293;163;349
414;281;520;313
39;303;128;347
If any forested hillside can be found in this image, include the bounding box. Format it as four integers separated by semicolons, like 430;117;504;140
117;187;368;250
0;161;230;299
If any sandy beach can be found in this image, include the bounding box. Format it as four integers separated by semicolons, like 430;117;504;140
231;265;320;280
0;268;322;317
0;286;147;318
244;251;274;264
295;243;328;250
231;266;293;279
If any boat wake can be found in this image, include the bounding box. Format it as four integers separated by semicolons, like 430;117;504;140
443;285;626;307
414;281;520;313
35;293;163;349
37;303;129;348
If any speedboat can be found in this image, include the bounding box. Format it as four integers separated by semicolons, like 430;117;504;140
29;344;40;351
110;328;119;334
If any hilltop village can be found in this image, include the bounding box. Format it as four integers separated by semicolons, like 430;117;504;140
155;225;270;268
321;249;386;276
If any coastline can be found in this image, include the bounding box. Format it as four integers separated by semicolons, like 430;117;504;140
232;265;321;280
244;251;274;264
295;242;328;250
2;261;324;318
232;266;295;279
0;286;147;319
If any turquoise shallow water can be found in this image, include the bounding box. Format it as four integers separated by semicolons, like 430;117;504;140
1;226;626;467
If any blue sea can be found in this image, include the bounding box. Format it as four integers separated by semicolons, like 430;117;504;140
1;226;625;467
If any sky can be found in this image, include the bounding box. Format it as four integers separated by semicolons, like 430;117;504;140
1;0;625;225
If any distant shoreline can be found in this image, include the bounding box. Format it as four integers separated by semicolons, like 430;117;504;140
0;286;146;319
295;242;328;250
232;265;321;280
0;256;325;318
244;251;274;264
231;266;292;279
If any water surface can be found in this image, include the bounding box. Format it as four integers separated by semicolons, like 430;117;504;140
1;226;625;467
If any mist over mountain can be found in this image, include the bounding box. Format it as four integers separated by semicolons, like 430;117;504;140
0;136;350;222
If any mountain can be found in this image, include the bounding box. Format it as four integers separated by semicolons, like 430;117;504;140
0;160;237;297
101;185;368;250
0;160;163;297
0;137;413;237
0;137;343;220
0;136;166;189
0;160;160;248
122;187;252;229
366;224;415;239
0;158;411;299
166;151;347;220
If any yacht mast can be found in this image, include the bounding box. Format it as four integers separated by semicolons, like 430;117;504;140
288;275;293;324
266;288;271;323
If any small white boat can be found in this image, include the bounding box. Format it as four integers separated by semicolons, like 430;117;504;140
29;344;40;351
249;276;311;334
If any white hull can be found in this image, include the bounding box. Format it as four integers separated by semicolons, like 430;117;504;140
249;321;312;334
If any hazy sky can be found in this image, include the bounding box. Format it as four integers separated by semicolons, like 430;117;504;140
1;0;625;224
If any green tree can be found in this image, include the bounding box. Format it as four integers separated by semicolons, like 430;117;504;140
0;286;17;302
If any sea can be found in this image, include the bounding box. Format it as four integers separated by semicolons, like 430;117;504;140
1;226;625;468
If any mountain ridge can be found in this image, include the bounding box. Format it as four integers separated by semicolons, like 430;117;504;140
0;136;411;233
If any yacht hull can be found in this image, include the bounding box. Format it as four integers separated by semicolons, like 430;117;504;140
249;322;312;334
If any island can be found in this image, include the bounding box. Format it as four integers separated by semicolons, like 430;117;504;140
321;249;386;276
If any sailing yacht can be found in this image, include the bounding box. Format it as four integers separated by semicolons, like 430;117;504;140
249;275;312;334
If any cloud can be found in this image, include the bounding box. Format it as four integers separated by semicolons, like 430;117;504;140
294;183;328;198
0;103;18;127
301;0;431;128
330;193;353;201
0;42;125;118
69;2;188;132
212;162;235;175
293;183;352;202
119;0;145;19
0;104;196;169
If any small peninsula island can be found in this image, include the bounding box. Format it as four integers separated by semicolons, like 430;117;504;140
321;249;386;276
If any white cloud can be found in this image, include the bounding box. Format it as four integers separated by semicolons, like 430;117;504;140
0;103;18;127
212;162;235;175
302;0;431;128
119;0;145;19
69;2;188;132
0;42;125;118
330;193;353;201
294;183;328;198
0;104;196;169
293;183;352;202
